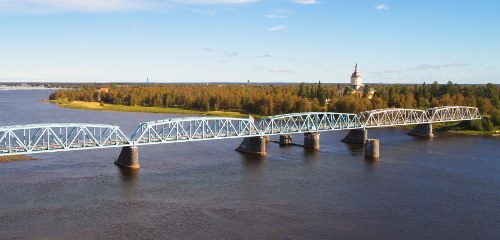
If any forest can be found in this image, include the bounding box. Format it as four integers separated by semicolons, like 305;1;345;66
49;82;500;131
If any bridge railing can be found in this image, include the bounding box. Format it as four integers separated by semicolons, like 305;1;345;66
130;117;260;145
258;112;363;134
0;123;131;156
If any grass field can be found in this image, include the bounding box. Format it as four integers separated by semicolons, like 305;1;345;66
45;99;252;118
0;155;36;163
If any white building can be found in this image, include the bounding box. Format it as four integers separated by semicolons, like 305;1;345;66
350;63;364;91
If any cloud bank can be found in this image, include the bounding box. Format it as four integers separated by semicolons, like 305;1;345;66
0;0;257;13
410;63;472;71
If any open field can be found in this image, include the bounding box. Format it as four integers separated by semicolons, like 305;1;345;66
0;155;36;163
45;99;252;118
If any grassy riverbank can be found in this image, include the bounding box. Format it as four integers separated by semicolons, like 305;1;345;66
45;99;252;118
0;155;36;163
402;122;499;136
432;122;500;136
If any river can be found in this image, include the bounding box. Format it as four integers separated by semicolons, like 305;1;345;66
0;90;498;239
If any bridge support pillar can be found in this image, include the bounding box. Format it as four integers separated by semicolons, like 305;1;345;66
408;123;433;137
236;136;267;155
364;139;380;159
279;134;293;145
115;146;140;169
341;129;367;144
304;132;320;150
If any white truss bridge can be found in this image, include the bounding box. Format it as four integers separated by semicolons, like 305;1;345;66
0;106;480;156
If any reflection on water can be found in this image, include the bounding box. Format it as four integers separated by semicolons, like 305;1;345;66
344;142;364;156
117;166;140;200
363;157;380;172
118;166;140;182
240;153;266;178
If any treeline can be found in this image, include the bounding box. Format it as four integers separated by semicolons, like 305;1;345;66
49;82;500;129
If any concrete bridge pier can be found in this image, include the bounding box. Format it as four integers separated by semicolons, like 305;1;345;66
236;136;267;155
279;134;293;145
304;132;320;150
341;129;367;144
364;139;380;159
115;146;140;169
408;123;433;137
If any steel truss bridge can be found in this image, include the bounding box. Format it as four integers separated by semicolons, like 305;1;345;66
0;106;480;156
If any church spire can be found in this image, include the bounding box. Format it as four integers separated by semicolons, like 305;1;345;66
354;63;358;72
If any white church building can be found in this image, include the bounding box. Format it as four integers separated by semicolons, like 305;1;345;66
350;63;364;91
336;63;374;98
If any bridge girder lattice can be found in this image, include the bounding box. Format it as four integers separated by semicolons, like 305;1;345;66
0;123;131;156
0;106;481;156
258;112;362;135
360;106;481;128
131;117;260;145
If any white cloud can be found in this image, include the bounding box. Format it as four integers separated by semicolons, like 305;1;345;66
266;15;287;18
375;4;389;10
266;9;295;18
267;25;286;31
0;0;257;13
177;0;257;4
257;54;272;58
267;67;293;73
255;66;293;73
190;8;217;17
224;51;240;57
291;0;318;5
0;0;159;13
409;63;472;71
202;47;216;52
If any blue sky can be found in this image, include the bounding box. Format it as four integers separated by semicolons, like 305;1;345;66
0;0;498;84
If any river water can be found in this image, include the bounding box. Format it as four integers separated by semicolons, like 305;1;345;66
0;90;498;239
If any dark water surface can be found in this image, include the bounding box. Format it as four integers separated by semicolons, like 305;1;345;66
0;90;499;239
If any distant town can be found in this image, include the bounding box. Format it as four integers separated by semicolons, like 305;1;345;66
0;83;59;89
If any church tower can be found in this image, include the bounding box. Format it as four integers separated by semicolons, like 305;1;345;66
350;63;364;90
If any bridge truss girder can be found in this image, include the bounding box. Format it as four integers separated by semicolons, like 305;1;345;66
360;108;429;128
427;106;481;123
258;112;363;134
131;117;260;145
0;123;131;156
0;106;481;157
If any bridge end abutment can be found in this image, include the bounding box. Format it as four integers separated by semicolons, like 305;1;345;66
341;129;367;144
304;132;320;150
115;146;140;169
236;136;267;155
364;139;380;159
408;123;433;137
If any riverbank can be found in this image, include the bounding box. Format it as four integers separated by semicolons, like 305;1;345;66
0;155;36;163
405;122;500;136
433;123;500;136
45;99;252;118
